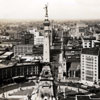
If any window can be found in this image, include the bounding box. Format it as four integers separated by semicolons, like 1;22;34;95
82;78;84;80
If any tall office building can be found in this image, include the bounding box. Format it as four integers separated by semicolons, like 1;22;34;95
81;48;100;85
21;33;34;44
43;5;50;62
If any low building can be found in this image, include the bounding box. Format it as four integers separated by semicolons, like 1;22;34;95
94;33;100;41
93;40;100;47
65;49;81;62
20;55;43;62
2;40;21;46
76;95;100;100
68;62;80;78
0;51;5;56
5;29;18;40
34;36;44;45
0;43;13;48
0;62;41;85
14;45;33;56
0;52;14;60
0;35;10;41
82;36;96;48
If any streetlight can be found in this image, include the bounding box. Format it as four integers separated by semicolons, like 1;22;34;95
2;88;5;98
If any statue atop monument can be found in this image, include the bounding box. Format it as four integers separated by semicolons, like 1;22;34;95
44;4;48;17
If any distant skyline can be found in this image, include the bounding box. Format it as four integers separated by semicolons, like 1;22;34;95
0;0;100;20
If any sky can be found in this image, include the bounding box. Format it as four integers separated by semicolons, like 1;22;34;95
0;0;100;20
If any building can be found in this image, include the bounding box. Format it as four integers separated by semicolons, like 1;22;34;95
5;29;18;40
0;62;41;85
34;35;44;45
81;48;100;85
94;40;100;47
69;23;88;38
58;38;67;80
0;43;13;48
65;49;81;62
21;33;34;44
14;45;33;56
20;55;43;62
68;62;80;78
82;36;96;48
0;35;10;41
2;40;22;46
0;51;14;60
29;28;44;45
94;33;100;41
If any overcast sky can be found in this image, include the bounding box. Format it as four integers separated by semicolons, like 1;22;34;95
0;0;100;20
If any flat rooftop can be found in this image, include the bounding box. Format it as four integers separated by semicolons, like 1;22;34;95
0;62;16;69
81;48;100;55
0;98;22;100
4;52;13;56
10;88;34;96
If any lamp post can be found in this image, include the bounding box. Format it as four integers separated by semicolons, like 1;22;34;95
2;88;5;98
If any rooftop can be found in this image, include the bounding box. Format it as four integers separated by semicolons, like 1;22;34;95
77;96;90;100
0;61;16;69
77;95;100;100
10;88;33;96
69;62;80;71
0;51;5;55
15;44;33;47
82;36;96;40
4;52;13;56
81;48;100;55
0;98;22;100
0;52;13;59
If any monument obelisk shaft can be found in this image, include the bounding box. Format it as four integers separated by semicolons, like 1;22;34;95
43;4;50;62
